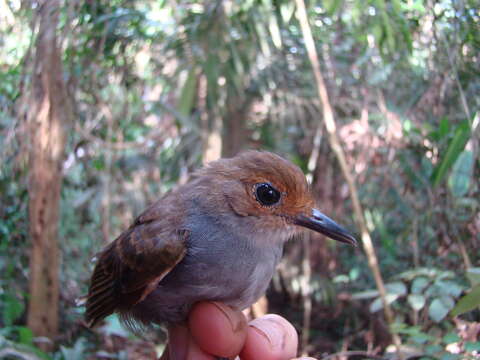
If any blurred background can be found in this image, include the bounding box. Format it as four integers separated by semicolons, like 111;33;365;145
0;0;479;359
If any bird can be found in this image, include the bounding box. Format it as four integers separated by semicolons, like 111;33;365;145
85;150;356;330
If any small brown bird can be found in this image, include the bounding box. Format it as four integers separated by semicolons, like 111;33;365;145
86;151;356;329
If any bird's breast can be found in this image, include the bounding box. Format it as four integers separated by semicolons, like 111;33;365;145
131;211;284;324
178;212;284;305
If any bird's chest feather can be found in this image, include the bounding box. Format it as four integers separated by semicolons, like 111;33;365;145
134;213;284;324
173;213;283;303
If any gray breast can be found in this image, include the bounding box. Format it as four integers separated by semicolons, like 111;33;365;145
129;211;283;325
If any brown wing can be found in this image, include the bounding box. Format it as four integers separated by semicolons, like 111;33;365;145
85;205;188;328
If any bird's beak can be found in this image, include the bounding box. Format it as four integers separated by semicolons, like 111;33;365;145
294;208;357;246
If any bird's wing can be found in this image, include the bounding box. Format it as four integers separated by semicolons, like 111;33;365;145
85;204;188;328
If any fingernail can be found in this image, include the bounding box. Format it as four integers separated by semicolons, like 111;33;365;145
212;302;244;333
249;317;286;350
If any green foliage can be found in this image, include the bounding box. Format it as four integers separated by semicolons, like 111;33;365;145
59;338;87;360
1;0;479;358
451;285;480;317
431;120;471;187
353;268;467;324
451;267;480;316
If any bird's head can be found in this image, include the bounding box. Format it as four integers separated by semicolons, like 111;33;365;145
194;151;356;246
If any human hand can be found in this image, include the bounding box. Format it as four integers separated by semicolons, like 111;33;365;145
159;301;317;360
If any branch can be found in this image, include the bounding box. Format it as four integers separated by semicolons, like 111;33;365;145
294;0;404;358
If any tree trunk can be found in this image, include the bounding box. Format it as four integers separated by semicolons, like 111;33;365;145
26;0;70;350
221;97;251;157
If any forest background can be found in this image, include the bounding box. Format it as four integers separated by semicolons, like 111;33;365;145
0;0;479;359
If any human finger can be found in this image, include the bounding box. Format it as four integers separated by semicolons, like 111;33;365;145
240;314;298;360
188;301;248;358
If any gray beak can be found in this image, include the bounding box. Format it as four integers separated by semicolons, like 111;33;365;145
294;208;357;246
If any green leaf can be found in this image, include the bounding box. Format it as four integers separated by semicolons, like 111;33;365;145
451;284;480;316
349;268;360;281
178;68;197;117
351;289;379;300
433;280;464;298
60;338;86;360
280;2;295;23
370;294;399;313
439;117;450;139
429;296;455;322
386;282;407;296
398;267;438;281
17;326;34;345
408;294;426;311
466;268;480;286
411;332;436;344
2;294;24;326
448;150;474;197
440;354;461;360
268;12;282;49
381;13;395;53
333;274;350;283
431;121;471;187
324;0;344;15
391;0;402;14
411;277;430;294
465;341;480;352
442;332;461;344
425;344;442;355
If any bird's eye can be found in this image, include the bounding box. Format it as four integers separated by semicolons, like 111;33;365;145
254;183;281;206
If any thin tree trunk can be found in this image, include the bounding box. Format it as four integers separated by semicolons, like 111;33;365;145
26;0;70;350
294;0;403;357
221;97;251;157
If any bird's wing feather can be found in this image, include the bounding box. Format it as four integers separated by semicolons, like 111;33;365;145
85;204;188;328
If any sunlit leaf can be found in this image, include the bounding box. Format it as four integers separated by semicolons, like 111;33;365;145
465;342;480;352
451;285;480;316
324;0;344;16
280;2;295;23
386;282;407;295
431;121;471;187
268;13;282;49
398;268;438;281
178;68;197;117
351;289;379;300
370;294;399;313
333;274;350;283
433;279;464;298
411;277;430;294
349;268;360;281
442;332;461;344
429;296;455;322
408;294;426;311
466;268;480;286
448;150;474;197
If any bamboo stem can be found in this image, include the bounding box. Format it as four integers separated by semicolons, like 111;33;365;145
294;0;403;357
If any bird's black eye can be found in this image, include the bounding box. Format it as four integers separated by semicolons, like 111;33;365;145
254;183;281;206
